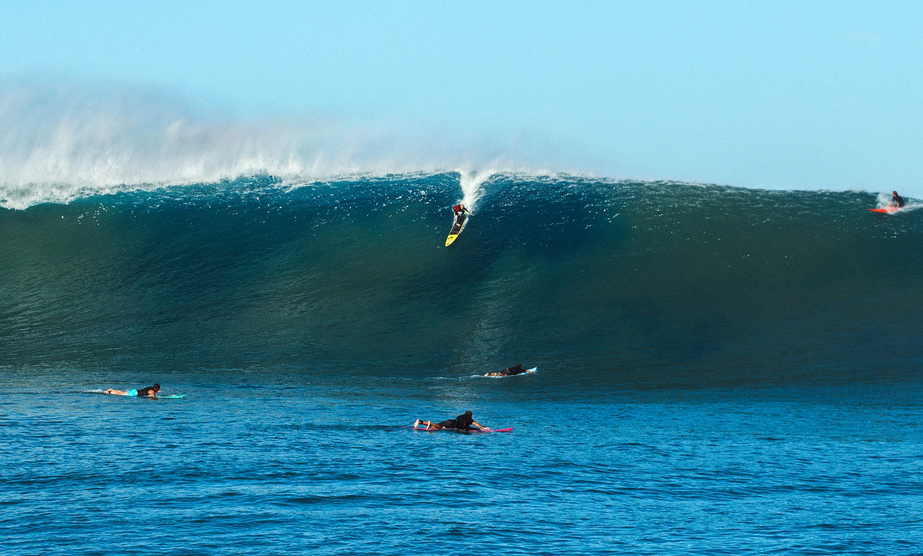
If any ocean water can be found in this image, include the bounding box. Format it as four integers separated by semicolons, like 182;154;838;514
2;173;922;555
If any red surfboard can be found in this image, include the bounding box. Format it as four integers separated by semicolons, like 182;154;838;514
411;426;513;433
869;207;899;214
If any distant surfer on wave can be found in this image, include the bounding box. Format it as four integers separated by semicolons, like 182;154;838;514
485;363;528;377
104;384;160;397
414;410;488;431
889;191;905;208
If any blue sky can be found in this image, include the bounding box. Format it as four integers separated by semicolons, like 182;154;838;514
2;1;922;195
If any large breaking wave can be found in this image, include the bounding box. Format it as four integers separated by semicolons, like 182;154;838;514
1;171;920;390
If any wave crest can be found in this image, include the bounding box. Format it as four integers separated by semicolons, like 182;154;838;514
0;81;540;209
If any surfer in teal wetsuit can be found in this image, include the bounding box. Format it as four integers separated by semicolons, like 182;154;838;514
104;384;160;397
889;191;905;208
414;410;488;431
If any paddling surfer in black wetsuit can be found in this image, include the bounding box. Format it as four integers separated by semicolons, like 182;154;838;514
890;191;905;208
484;363;528;377
414;410;488;431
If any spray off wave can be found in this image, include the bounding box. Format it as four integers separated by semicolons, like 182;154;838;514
0;82;544;209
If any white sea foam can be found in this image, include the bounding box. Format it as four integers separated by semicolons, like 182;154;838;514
457;168;496;212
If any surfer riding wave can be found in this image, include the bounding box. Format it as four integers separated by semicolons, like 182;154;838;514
453;204;471;218
446;204;473;246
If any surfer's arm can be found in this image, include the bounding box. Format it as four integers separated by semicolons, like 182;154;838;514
471;420;488;430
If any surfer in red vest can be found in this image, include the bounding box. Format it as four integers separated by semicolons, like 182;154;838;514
414;410;488;431
889;191;905;208
453;204;471;217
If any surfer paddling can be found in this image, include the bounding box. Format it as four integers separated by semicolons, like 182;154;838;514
104;384;160;397
485;363;529;377
414;410;488;431
889;191;905;209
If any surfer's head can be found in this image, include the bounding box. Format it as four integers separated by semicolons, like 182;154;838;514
893;191;900;197
153;384;161;392
464;410;472;417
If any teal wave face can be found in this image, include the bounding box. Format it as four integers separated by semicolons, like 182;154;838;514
1;174;921;388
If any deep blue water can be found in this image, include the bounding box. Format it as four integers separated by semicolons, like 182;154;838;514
2;173;922;554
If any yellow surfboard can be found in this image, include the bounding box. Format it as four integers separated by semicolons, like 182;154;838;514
445;212;469;246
